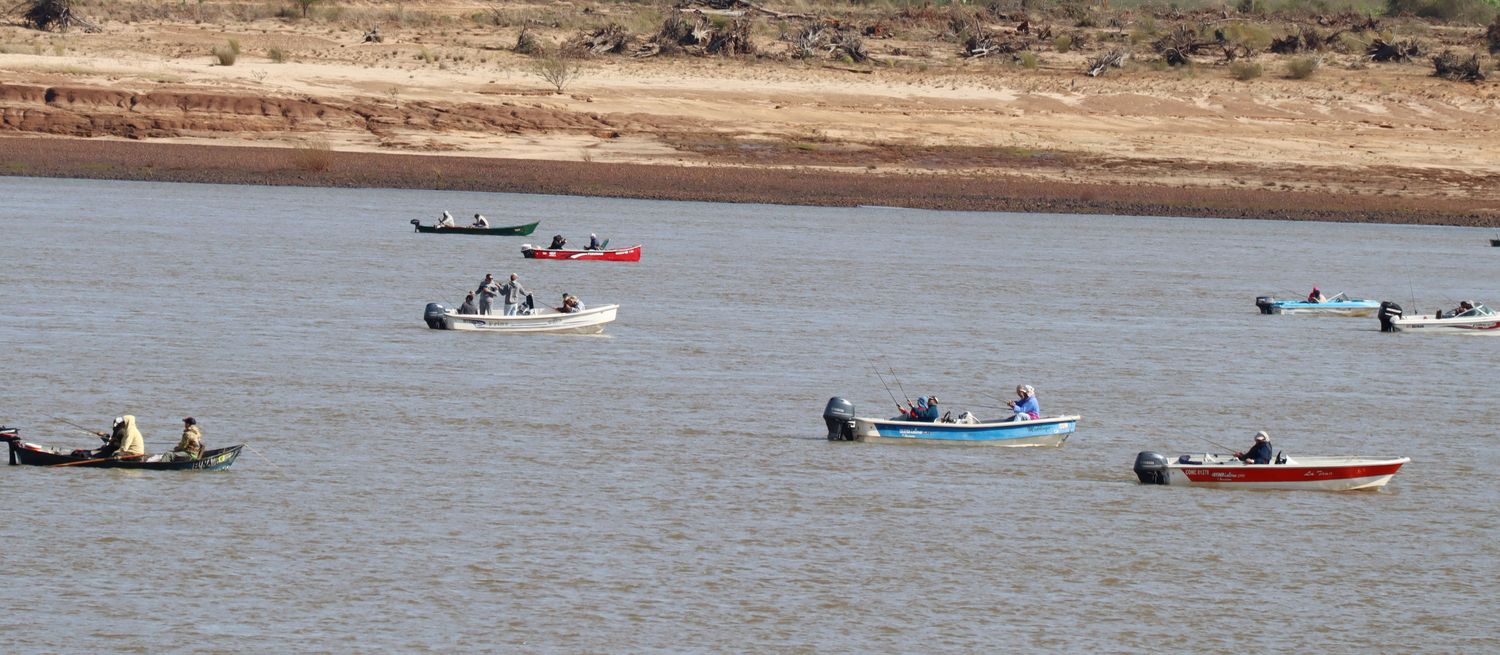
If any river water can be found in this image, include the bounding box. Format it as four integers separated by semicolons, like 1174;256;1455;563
1;176;1496;652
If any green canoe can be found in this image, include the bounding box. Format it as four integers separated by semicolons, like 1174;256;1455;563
410;219;539;236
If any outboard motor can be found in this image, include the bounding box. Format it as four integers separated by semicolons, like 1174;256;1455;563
410;219;422;231
424;303;448;330
1133;451;1171;485
823;397;857;441
1254;296;1275;315
1378;301;1403;333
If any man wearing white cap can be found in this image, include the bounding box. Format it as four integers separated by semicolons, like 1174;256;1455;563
587;233;602;250
1237;431;1274;465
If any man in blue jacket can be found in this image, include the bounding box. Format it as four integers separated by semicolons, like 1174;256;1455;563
1237;431;1274;464
914;396;941;422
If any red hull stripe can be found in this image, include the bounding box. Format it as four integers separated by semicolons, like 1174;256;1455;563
1180;463;1405;483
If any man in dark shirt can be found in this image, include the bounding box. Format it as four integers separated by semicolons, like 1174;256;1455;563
1237;431;1274;464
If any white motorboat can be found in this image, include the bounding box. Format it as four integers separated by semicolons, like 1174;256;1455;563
1255;292;1379;317
422;302;618;334
1388;302;1500;333
1134;452;1409;491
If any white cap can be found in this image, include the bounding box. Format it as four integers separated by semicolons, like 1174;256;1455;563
1255;431;1269;441
113;417;125;426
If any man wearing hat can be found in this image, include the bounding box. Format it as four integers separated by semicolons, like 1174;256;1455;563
586;233;602;251
1237;431;1274;465
165;417;204;462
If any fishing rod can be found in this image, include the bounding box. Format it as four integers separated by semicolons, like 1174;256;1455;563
858;347;901;408
52;416;105;438
1194;434;1240;453
886;364;912;406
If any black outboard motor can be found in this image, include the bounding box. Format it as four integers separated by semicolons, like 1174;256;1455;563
1378;301;1403;333
410;219;422;231
823;397;857;441
1133;451;1171;485
424;303;448;330
1254;296;1275;315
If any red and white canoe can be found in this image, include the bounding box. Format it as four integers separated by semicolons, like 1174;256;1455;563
520;244;642;262
1134;452;1409;491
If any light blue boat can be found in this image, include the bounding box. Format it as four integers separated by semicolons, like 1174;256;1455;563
823;398;1078;447
1255;292;1380;317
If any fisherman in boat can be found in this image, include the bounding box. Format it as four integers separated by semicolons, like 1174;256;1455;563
918;396;941;422
1307;287;1325;303
586;233;602;250
547;234;568;250
475;274;498;315
894;396;927;420
1446;300;1475;317
459;292;478;315
556;293;583;313
500;273;528;316
1235;431;1274;465
164;417;203;462
1004;385;1041;422
92;415;146;460
436;211;456;229
471;213;490;228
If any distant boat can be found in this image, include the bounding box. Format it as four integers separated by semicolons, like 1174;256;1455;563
1133;451;1409;491
521;243;642;262
1491;238;1499;247
1255;293;1380;317
410;219;539;236
3;427;243;470
822;398;1077;447
423;302;618;334
1387;302;1500;333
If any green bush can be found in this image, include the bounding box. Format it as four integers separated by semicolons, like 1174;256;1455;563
1018;52;1039;68
268;46;288;62
1230;60;1263;80
1054;35;1073;52
1385;0;1496;23
1285;56;1319;78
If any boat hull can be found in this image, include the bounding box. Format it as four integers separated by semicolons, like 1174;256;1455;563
1265;301;1379;317
1390;315;1500;332
412;220;539;236
851;415;1079;446
1139;453;1408;491
438;304;618;334
521;245;642;262
5;433;243;471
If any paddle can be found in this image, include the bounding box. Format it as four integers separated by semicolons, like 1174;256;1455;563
50;452;148;468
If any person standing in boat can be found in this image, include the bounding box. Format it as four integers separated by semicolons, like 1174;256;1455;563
436;211;456;229
500;273;528;316
459;292;479;315
1004;385;1041;422
165;417;203;462
586;233;602;250
475;274;498;315
471;213;490;228
1307;287;1325;303
93;415;146;460
1236;431;1274;465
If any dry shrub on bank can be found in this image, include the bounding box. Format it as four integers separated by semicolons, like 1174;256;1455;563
211;39;239;66
1284;56;1320;78
533;52;581;93
1367;37;1423;61
14;0;100;32
1229;60;1263;80
290;139;333;172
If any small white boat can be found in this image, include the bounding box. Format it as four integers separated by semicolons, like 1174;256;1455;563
1133;452;1409;491
422;302;618;334
1388;302;1500;333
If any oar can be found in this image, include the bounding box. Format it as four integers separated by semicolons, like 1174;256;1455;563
49;452;148;468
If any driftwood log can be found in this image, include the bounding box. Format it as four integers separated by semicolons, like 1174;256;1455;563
1432;50;1485;82
1086;49;1128;77
11;0;100;32
1366;38;1421;62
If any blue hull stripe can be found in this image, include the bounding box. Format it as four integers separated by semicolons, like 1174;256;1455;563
868;419;1077;442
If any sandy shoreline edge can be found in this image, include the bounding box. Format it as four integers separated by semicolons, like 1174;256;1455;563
3;136;1494;227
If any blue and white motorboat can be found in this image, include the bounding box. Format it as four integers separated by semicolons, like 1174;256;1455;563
822;398;1078;447
1255;292;1380;317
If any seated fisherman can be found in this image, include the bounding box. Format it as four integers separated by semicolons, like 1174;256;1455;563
436;211;456;228
1235;431;1274;465
471;214;490;228
548;234;568;250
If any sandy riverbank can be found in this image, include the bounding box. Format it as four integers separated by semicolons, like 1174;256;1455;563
2;2;1498;225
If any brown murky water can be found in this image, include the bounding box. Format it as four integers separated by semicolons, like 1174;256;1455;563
2;177;1497;652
